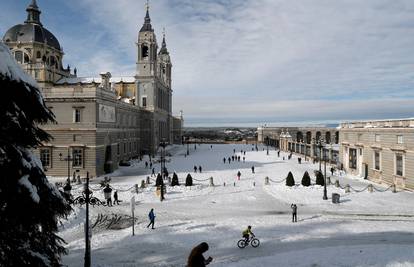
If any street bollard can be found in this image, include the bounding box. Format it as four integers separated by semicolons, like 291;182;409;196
265;177;269;185
140;180;146;188
345;184;350;193
209;177;214;187
392;184;397;193
368;184;373;193
335;180;340;188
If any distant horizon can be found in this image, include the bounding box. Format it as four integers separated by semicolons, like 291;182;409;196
183;116;414;128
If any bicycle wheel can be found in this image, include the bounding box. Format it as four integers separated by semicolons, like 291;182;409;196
251;238;260;248
237;239;247;248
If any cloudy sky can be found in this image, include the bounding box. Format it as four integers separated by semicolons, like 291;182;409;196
1;0;414;126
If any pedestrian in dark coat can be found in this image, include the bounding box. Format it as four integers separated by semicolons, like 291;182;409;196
147;208;155;229
232;155;235;161
237;171;241;180
277;151;280;157
238;156;240;162
199;166;202;173
291;204;297;222
103;185;112;207
243;156;245;162
187;242;213;267
194;165;198;173
152;167;155;177
145;161;148;168
330;167;335;176
150;162;153;168
113;190;120;205
251;166;255;173
223;157;226;164
228;157;231;164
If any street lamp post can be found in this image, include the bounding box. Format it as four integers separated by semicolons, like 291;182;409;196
266;136;269;155
186;137;189;156
70;172;107;267
59;147;73;184
313;138;328;200
159;140;168;201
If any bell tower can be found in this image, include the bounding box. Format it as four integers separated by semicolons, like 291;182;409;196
136;2;158;77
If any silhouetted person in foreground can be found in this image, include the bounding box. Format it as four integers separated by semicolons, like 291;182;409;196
188;242;213;267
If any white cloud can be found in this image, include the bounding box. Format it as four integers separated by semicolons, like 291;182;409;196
3;0;414;124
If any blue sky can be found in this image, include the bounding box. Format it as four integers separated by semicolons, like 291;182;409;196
1;0;414;127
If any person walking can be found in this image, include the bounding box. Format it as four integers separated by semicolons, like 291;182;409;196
330;167;335;176
277;150;280;157
228;157;231;164
145;161;148;168
188;242;213;267
152;167;155;177
243;156;245;163
194;165;198;173
251;166;255;174
147;208;155;229
237;171;241;180
223;157;226;164
150;162;153;168
199;165;202;173
291;204;297;222
113;190;120;205
103;184;112;207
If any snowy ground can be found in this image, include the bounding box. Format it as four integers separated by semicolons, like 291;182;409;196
58;144;414;267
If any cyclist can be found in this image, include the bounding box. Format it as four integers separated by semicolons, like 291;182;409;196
242;225;255;243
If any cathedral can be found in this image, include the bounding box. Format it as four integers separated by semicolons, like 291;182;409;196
2;0;183;177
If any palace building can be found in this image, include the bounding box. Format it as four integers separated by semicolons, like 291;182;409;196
2;0;183;177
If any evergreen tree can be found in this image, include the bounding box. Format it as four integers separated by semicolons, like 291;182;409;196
0;43;71;267
301;171;311;187
155;173;163;186
185;173;193;186
286;171;295;187
315;171;325;186
171;172;179;186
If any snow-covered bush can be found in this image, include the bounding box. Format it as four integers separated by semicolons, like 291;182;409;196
186;173;193;186
0;43;71;267
171;172;179;186
301;171;311;186
286;171;295;187
315;171;325;186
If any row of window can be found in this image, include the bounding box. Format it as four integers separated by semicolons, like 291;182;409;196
40;147;84;169
116;141;139;155
348;148;404;177
346;133;405;144
373;151;404;177
13;50;61;68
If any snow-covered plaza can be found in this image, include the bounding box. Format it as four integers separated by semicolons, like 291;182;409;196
59;144;414;267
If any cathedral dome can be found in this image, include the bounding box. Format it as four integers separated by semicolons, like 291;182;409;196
3;24;61;51
2;0;62;51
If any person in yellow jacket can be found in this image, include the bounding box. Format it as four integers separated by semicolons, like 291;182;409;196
242;225;255;243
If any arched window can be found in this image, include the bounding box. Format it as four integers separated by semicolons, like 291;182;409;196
296;131;303;142
306;132;312;144
50;56;56;67
36;51;41;58
316;131;321;141
141;45;149;59
325;132;331;144
14;51;23;63
24;53;30;63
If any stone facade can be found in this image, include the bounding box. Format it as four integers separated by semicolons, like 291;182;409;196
339;119;414;190
257;126;340;164
2;1;183;177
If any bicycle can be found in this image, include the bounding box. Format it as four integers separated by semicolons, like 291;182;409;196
237;236;260;248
